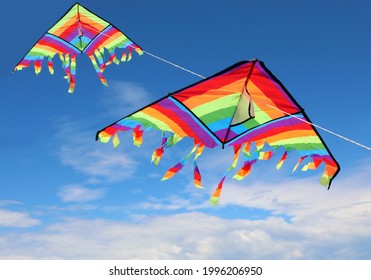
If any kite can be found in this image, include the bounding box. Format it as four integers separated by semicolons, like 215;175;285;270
13;2;143;93
96;59;340;204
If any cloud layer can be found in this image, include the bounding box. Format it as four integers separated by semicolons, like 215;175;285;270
0;161;370;259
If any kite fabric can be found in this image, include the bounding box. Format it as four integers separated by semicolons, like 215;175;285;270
13;2;143;92
97;59;340;204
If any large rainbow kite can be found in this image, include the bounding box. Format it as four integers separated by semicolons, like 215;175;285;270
97;59;340;204
13;2;142;92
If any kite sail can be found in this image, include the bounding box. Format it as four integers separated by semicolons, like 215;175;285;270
97;59;340;204
13;2;143;93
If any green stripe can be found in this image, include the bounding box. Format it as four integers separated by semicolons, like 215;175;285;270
129;112;171;132
200;106;236;124
192;93;240;117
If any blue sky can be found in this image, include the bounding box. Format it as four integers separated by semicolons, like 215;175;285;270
0;0;370;259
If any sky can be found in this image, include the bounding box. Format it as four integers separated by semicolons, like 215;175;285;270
0;0;370;259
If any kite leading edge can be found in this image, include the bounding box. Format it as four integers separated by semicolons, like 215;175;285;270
96;59;340;205
13;2;143;93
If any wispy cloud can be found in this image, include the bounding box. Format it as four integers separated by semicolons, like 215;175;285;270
0;209;40;228
101;81;153;118
59;145;138;182
58;184;106;203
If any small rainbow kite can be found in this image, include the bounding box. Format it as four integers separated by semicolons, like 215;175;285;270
13;2;143;92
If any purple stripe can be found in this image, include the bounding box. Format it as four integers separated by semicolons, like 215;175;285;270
230;115;304;146
42;34;80;55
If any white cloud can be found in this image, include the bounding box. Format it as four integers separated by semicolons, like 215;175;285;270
0;209;40;228
59;145;138;182
58;184;106;203
0;161;370;259
102;81;153;117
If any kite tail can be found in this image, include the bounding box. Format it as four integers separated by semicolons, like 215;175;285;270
233;159;258;181
34;59;43;74
68;55;77;93
292;156;308;172
210;144;242;205
112;133;120;148
58;53;77;93
88;53;108;86
233;143;257;181
133;125;144;147
193;144;204;189
152;133;168;166
162;144;198;181
47;57;54;74
121;47;134;62
276;151;289;170
107;49;120;66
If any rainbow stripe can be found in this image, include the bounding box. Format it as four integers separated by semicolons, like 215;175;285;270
14;3;142;92
97;60;340;204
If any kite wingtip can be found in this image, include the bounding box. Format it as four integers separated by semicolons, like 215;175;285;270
95;131;101;141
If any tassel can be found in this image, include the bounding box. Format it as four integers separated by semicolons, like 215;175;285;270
111;52;120;65
301;156;323;171
233;142;256;180
162;144;198;181
34;59;42;74
121;51;127;62
152;147;164;166
276;151;288;170
292;156;307;172
210;144;242;205
193;144;204;189
210;177;225;206
68;55;76;93
233;159;257;180
193;164;203;189
112;133;120;148
47;57;54;74
94;49;104;66
89;54;108;86
151;133;167;166
258;150;273;160
133;125;144;147
127;47;133;61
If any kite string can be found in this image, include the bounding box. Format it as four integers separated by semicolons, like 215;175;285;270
265;104;371;151
142;50;206;79
80;22;370;151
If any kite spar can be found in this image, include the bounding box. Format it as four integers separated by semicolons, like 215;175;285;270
13;2;143;93
97;59;341;204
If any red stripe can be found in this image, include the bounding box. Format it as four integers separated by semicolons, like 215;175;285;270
174;62;253;103
250;66;298;113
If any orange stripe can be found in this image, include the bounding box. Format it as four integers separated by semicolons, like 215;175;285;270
80;14;107;32
260;130;318;144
